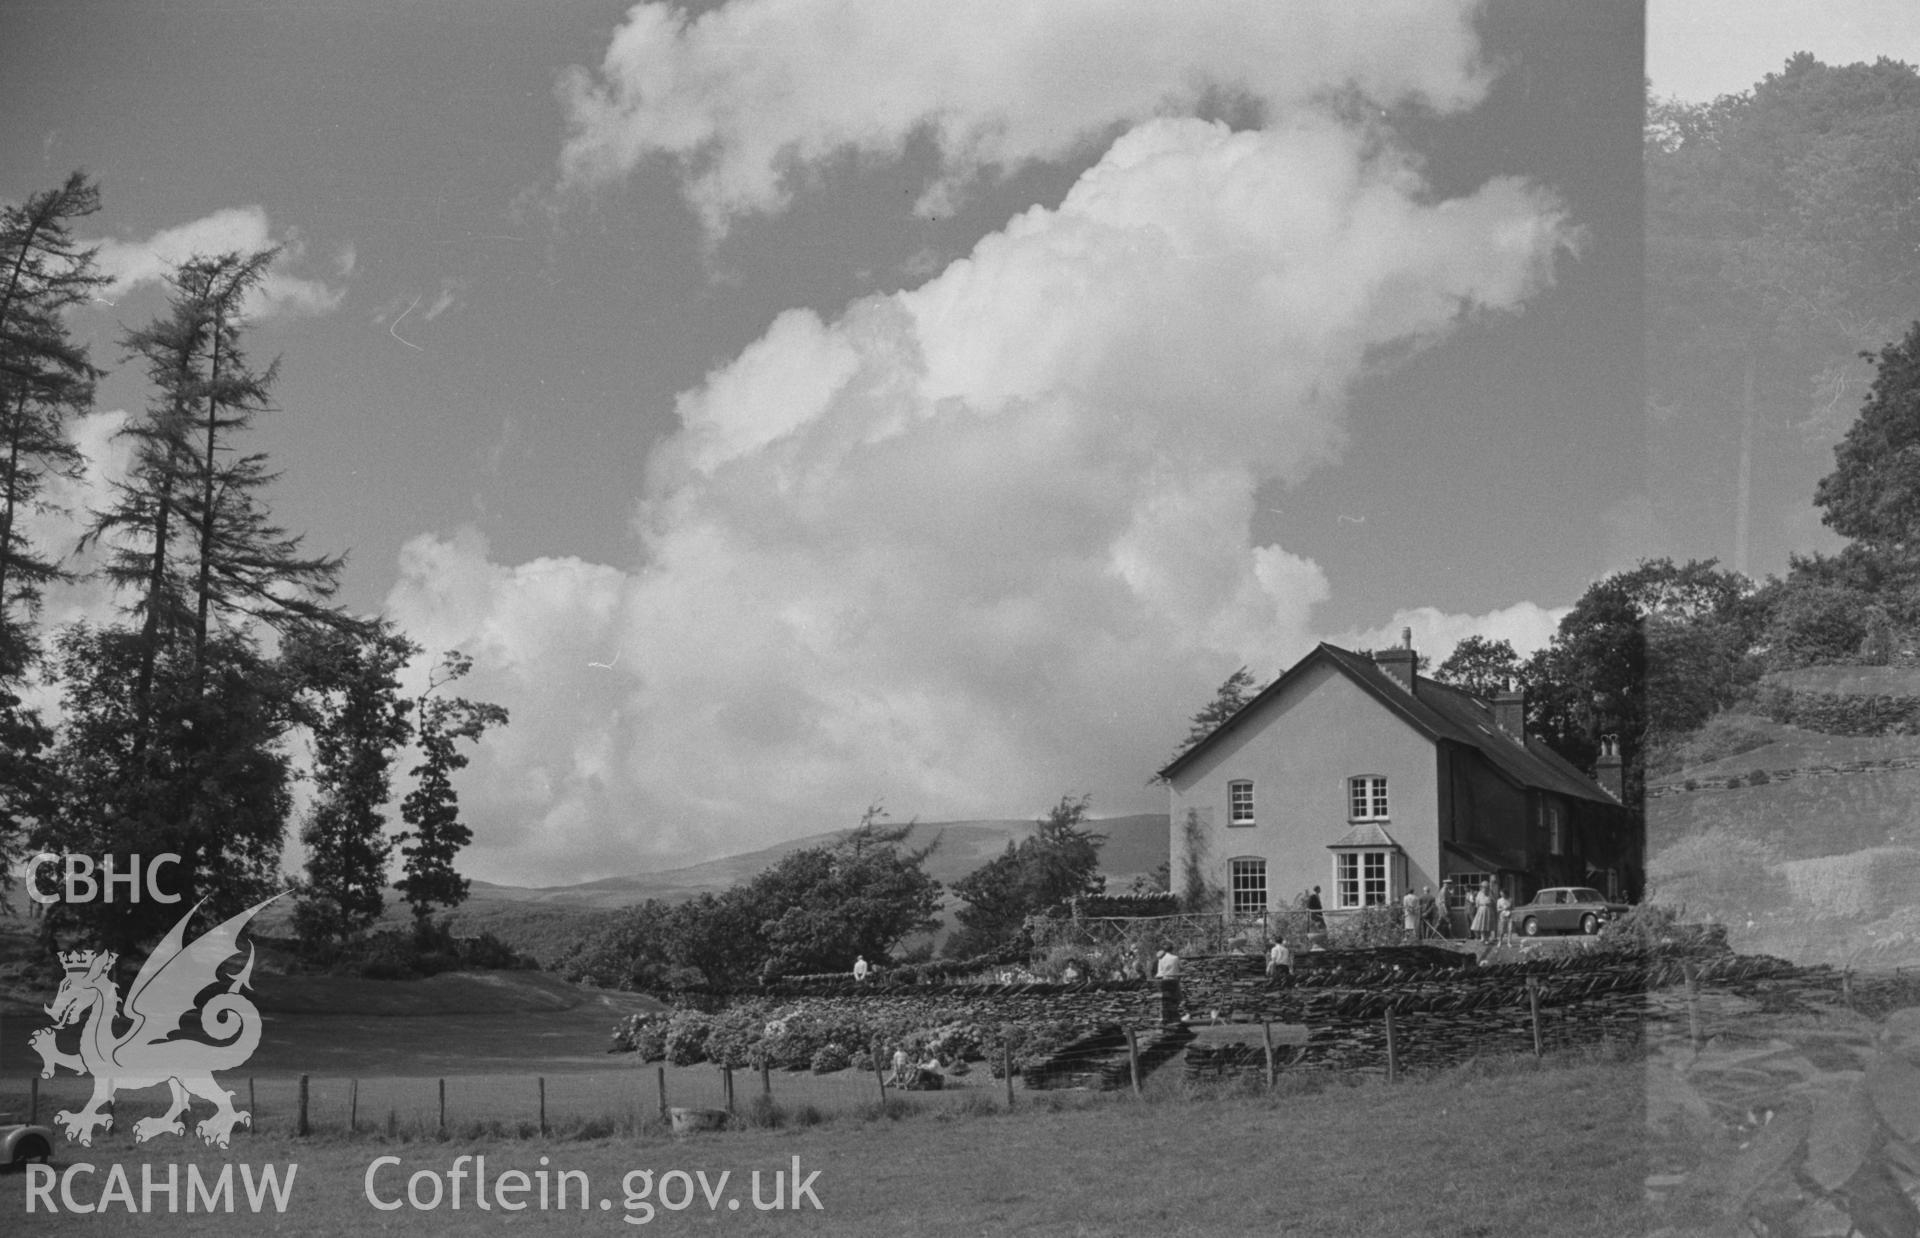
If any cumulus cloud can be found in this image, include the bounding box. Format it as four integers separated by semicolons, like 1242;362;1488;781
92;207;347;319
398;86;1579;880
1336;601;1571;668
557;0;1491;237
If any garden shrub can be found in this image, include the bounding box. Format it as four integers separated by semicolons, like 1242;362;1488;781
702;1007;764;1068
1749;683;1920;736
611;1013;669;1060
1327;905;1402;948
664;1011;714;1066
810;1043;851;1073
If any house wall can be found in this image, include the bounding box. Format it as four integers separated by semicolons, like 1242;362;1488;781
1168;662;1441;915
1440;742;1532;867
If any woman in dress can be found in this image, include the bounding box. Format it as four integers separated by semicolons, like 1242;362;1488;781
1469;883;1491;942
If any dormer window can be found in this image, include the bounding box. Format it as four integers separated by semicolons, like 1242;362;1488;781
1348;775;1388;821
1229;780;1255;826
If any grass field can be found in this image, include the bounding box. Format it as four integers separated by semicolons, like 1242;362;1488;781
2;1048;1650;1237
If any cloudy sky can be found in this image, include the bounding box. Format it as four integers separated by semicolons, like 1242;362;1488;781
0;1;1900;886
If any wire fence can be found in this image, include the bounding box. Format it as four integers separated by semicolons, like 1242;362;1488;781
10;952;1881;1143
1;1057;1008;1141
0;994;1623;1141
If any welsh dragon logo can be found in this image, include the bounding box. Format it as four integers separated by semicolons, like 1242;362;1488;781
29;894;279;1149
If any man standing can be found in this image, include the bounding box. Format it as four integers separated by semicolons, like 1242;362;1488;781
1155;947;1184;1027
1306;886;1325;932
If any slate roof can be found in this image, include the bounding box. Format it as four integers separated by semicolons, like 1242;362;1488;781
1158;642;1622;808
1327;821;1400;849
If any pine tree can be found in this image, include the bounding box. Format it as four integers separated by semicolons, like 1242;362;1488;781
173;252;345;671
0;172;106;671
287;620;419;944
395;652;508;924
55;250;356;948
87;250;350;735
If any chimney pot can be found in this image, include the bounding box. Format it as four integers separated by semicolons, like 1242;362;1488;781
1596;733;1625;801
1493;682;1526;742
1373;639;1417;692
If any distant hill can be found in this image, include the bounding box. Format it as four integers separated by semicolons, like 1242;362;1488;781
6;814;1170;970
464;813;1170;911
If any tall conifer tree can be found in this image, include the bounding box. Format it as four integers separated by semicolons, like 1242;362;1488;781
0;172;106;672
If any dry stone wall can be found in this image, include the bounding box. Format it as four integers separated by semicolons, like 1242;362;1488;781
662;946;1913;1082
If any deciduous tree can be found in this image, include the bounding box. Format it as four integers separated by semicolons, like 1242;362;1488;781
947;794;1105;955
1647;57;1920;574
754;806;942;976
1433;635;1522;698
1815;322;1920;556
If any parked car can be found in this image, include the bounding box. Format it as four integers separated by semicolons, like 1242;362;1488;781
1510;887;1628;937
3;1118;54;1170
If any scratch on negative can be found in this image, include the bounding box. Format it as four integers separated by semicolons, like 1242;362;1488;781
390;294;424;350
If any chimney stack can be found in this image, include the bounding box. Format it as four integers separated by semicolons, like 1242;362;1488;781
1494;678;1526;742
1596;734;1624;802
1373;627;1417;693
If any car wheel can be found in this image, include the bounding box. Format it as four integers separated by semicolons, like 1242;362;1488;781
1522;917;1540;937
13;1134;52;1166
1580;913;1599;936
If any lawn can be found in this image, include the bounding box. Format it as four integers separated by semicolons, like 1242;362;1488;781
2;1049;1651;1237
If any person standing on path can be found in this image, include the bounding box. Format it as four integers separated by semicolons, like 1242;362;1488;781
1266;935;1294;981
1403;889;1420;940
1497;889;1514;942
1469;884;1491;942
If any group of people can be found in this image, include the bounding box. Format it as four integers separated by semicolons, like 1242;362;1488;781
1392;880;1516;944
888;1041;947;1090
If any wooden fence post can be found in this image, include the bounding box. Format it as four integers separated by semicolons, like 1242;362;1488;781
760;1060;772;1100
297;1075;309;1137
539;1076;548;1135
722;1066;736;1114
1125;1027;1142;1098
349;1079;358;1133
1262;1021;1276;1090
437;1078;446;1134
1528;978;1544;1058
869;1041;889;1103
1384;1008;1398;1082
656;1065;668;1123
1683;964;1700;1048
1002;1034;1015;1109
